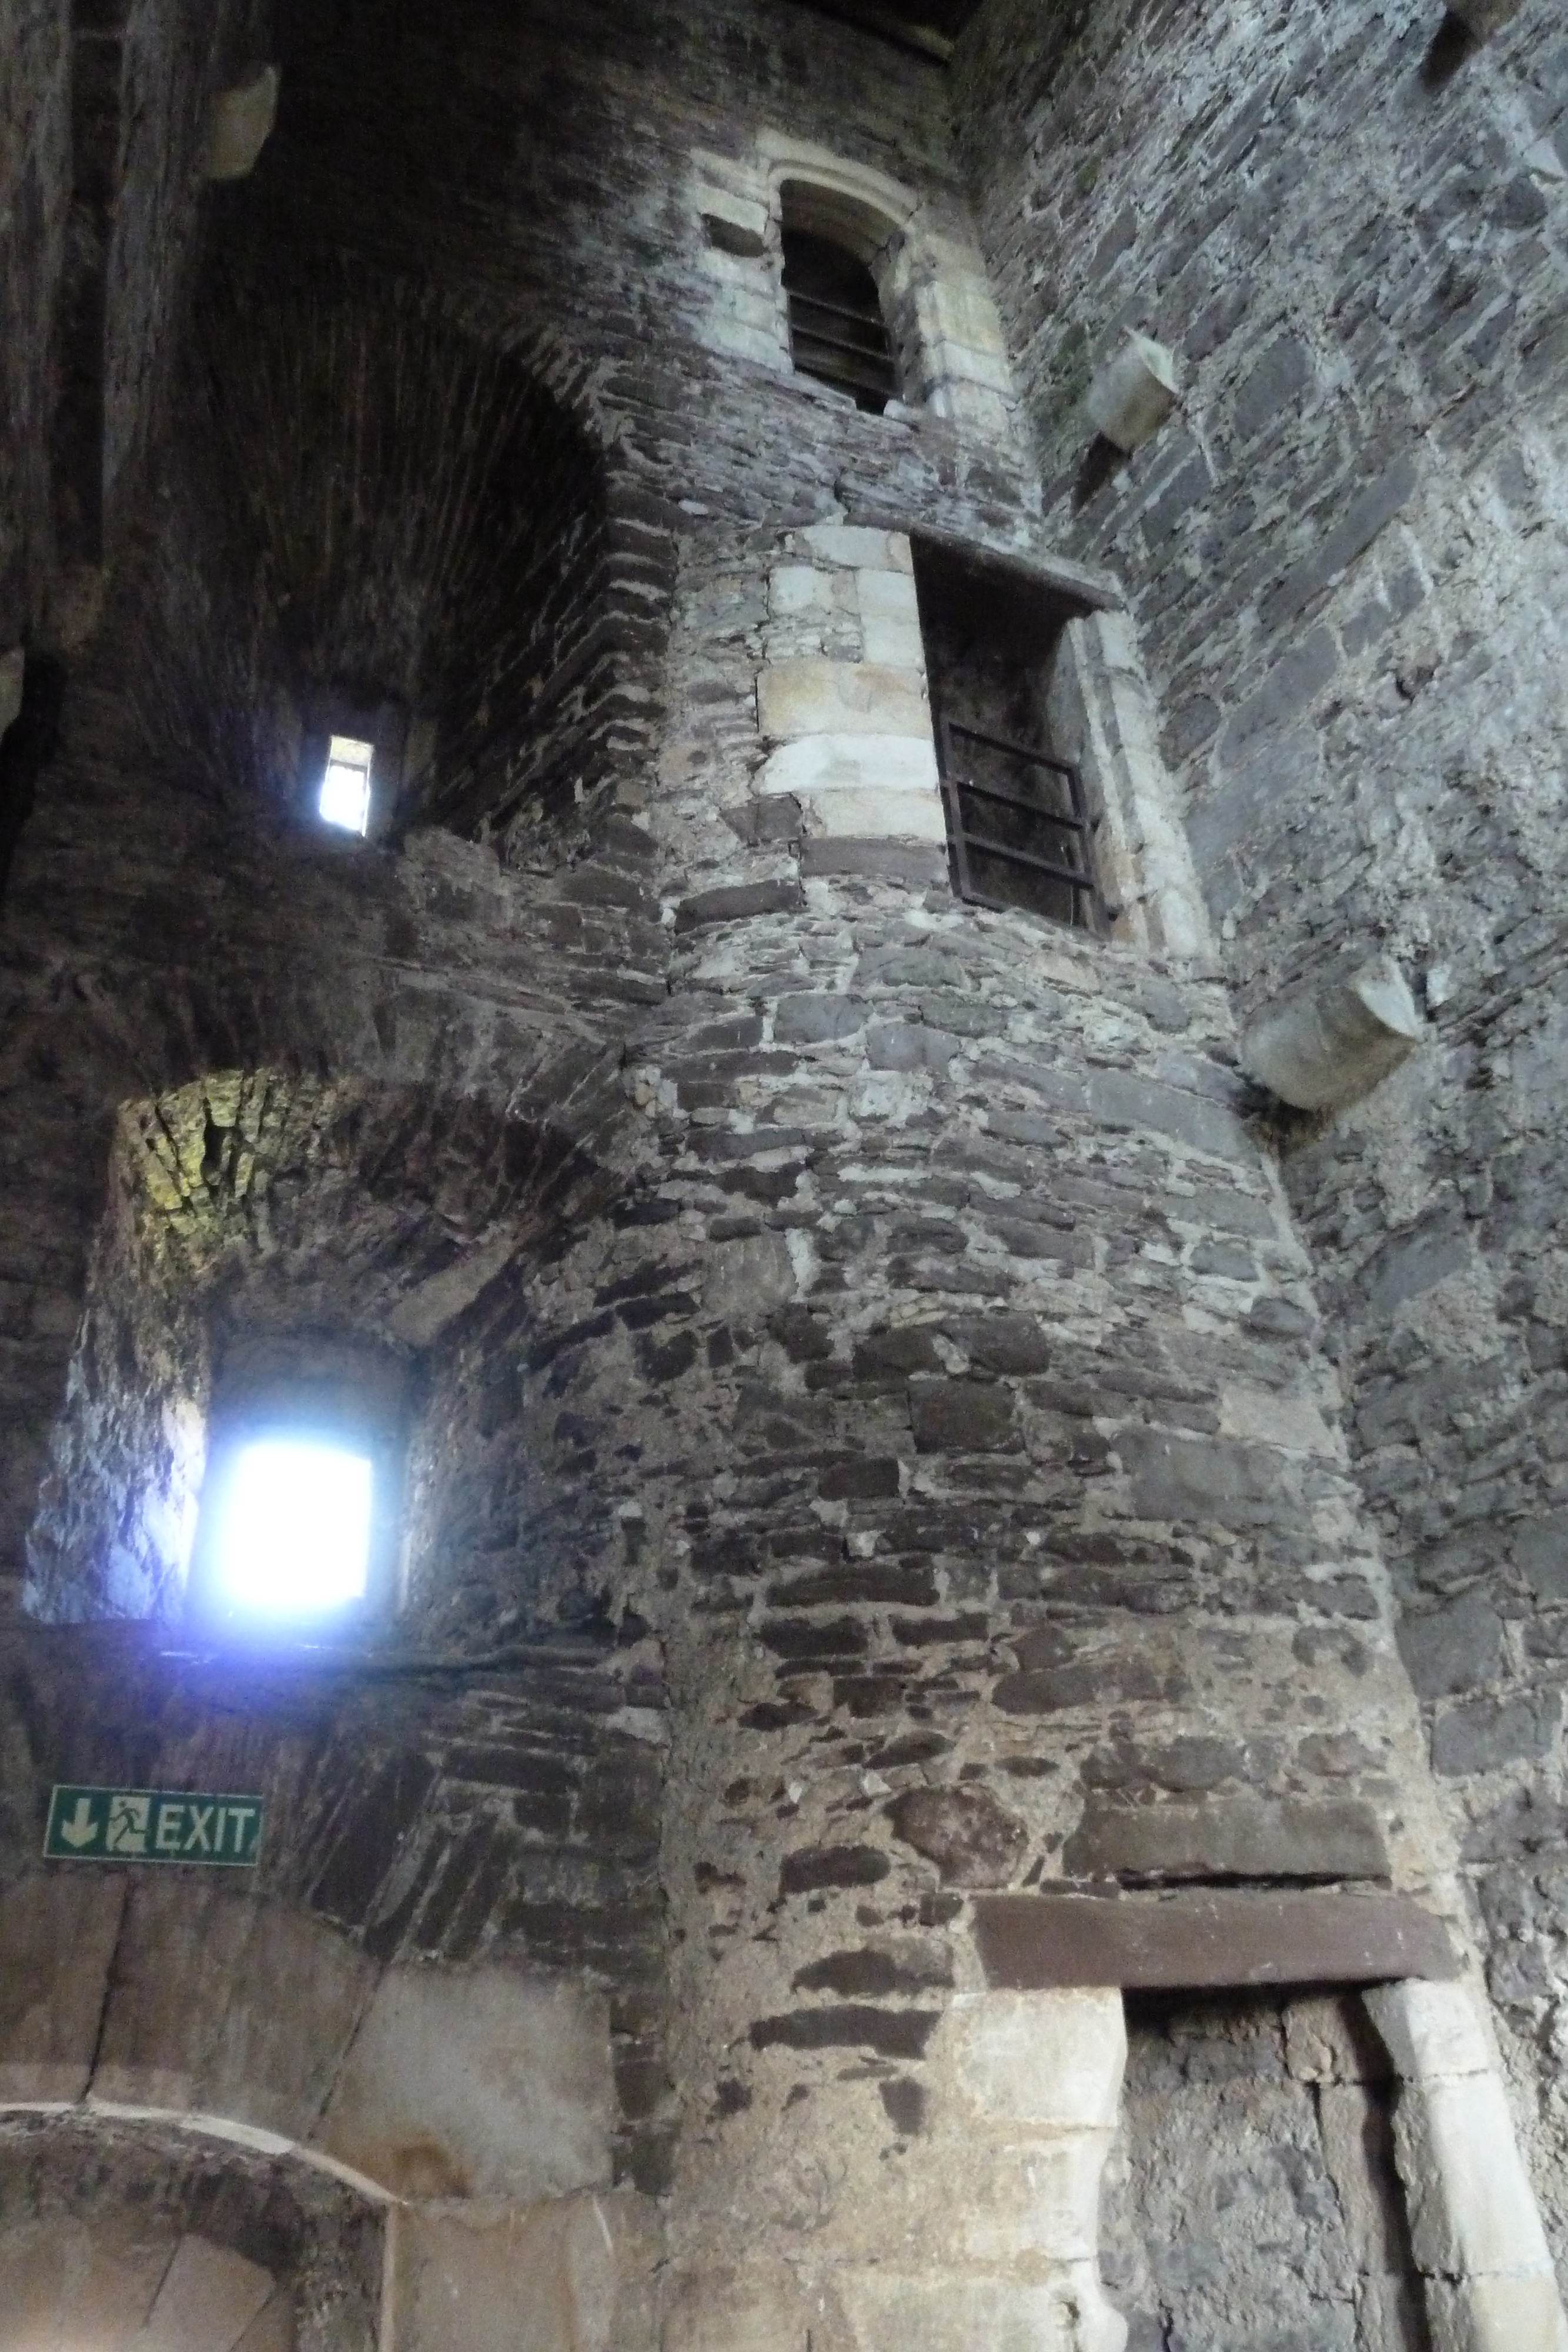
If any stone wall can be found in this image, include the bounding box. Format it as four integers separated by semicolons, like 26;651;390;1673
955;0;1568;2264
0;0;69;642
2;0;1562;2341
0;2112;381;2351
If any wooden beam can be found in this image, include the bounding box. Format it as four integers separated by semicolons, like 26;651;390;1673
972;1889;1461;1992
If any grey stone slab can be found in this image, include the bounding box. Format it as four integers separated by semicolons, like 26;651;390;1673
1062;1798;1391;1885
972;1890;1459;1991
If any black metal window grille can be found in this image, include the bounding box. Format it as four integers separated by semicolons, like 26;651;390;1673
938;716;1105;933
782;226;898;413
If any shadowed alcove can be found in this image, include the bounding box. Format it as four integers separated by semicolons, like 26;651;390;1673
128;266;664;855
25;1070;626;1643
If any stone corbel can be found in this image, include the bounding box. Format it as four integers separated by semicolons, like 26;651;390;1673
1240;956;1425;1112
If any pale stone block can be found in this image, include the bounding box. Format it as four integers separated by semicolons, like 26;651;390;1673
233;2299;295;2352
926;339;1018;397
855;568;920;622
390;2191;658;2352
769;565;829;617
916;240;1012;358
696;188;769;256
944;1989;1127;2132
1242;956;1424;1111
1219;1384;1336;1455
697;276;780;336
706;320;788;369
91;1885;372;2140
203;66;279;181
1088;333;1180;452
1393;2071;1556;2281
687;146;767;206
1364;1980;1497;2083
0;1872;125;2102
861;615;925;669
660;2259;837;2352
316;1963;613;2200
952;2131;1115;2266
132;2234;276;2352
1424;2272;1568;2352
798;785;946;843
755;732;939;803
0;2213;171;2349
1447;0;1526;34
1051;612;1212;961
837;2269;1094;2352
925;379;1016;436
758;657;927;741
800;523;912;573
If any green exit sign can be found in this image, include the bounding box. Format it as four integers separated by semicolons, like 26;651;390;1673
44;1785;265;1867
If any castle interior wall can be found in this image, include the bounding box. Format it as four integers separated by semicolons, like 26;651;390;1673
0;1;1565;2347
956;0;1568;2267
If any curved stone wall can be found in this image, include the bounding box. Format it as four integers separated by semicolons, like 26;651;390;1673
954;0;1568;2266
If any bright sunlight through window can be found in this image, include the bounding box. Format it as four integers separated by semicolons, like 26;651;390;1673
319;734;373;834
215;1438;373;1618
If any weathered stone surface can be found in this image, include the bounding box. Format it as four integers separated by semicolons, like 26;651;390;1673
315;1965;614;2200
391;2190;658;2352
758;659;928;743
91;1886;375;2138
1063;1798;1390;1886
973;1892;1459;1990
0;1875;124;2102
887;1786;1028;1887
5;0;1557;2331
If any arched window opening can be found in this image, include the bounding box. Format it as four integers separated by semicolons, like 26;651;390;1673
783;226;898;411
780;183;901;413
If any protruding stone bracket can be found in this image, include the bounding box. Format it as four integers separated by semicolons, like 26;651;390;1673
1241;955;1425;1112
1086;333;1180;454
202;65;281;181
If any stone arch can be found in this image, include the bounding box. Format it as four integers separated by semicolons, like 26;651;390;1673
0;2103;383;2350
691;131;1016;436
126;262;671;861
24;1068;637;1633
0;1865;654;2351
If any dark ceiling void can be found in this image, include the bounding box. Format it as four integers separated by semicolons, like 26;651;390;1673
783;0;984;62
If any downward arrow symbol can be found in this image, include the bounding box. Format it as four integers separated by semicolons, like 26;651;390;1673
59;1798;99;1849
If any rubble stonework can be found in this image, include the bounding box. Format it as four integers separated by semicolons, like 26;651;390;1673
955;0;1568;2270
1;0;1566;2344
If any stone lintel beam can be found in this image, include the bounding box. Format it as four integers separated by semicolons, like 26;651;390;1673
972;1889;1460;1992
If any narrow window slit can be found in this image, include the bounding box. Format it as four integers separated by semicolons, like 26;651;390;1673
319;734;374;834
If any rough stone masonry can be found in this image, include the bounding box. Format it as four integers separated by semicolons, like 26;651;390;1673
0;1;1566;2349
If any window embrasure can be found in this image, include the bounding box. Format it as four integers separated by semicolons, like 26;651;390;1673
690;136;1016;437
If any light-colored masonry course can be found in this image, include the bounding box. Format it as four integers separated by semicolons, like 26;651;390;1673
1;0;1566;2347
